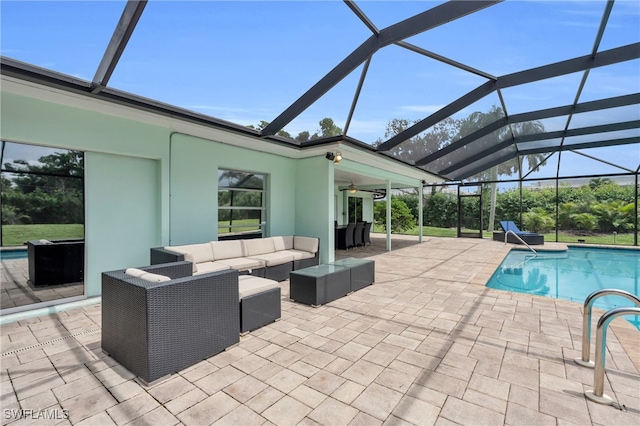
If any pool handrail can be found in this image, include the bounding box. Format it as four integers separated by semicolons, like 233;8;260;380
584;306;640;405
504;230;537;256
575;288;640;368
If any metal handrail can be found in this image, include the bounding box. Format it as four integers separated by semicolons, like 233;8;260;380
504;230;537;256
585;306;640;405
575;289;640;367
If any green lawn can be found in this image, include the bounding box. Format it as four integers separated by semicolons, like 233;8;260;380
374;224;636;246
2;224;84;246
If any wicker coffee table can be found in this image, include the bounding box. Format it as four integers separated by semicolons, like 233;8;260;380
289;264;350;307
331;257;375;292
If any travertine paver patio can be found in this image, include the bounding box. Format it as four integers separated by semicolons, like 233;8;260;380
1;235;639;425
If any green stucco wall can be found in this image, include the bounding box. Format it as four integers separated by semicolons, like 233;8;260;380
0;91;300;302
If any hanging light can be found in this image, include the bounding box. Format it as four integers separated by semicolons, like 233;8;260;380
348;182;357;193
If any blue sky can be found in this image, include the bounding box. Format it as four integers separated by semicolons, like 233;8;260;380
1;0;639;178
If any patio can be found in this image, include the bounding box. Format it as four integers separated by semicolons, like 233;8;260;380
1;235;638;425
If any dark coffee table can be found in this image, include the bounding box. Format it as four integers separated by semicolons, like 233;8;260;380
331;258;375;292
289;264;350;307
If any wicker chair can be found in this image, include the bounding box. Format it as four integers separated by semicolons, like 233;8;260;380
101;262;239;385
354;222;365;247
363;222;372;246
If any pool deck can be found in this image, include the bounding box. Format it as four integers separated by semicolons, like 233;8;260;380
1;235;638;425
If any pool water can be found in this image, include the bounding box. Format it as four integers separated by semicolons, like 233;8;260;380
487;247;640;330
0;249;27;260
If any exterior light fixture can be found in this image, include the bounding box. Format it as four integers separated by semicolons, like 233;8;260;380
326;152;336;161
348;182;357;193
334;152;343;164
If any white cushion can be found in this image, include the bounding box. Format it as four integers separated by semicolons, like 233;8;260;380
243;238;275;257
280;249;314;260
125;268;147;278
164;247;197;273
282;235;294;250
174;243;214;264
214;257;265;271
247;252;294;267
238;276;280;300
193;261;232;275
272;236;286;252
293;236;318;253
210;241;244;260
125;268;170;283
38;239;53;244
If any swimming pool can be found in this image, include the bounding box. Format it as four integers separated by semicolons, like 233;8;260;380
0;249;27;260
487;246;640;330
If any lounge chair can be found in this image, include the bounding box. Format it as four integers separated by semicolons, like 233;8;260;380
495;221;544;245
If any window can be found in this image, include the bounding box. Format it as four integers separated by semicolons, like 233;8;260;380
0;141;85;311
1;141;85;246
218;169;267;239
348;197;363;223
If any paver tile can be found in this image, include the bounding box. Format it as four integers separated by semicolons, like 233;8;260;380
392;395;440;426
265;368;307;394
245;386;285;414
308;397;359;425
341;359;385;386
289;384;327;409
262;395;311;425
223;375;268;403
351;383;403;421
440;396;504;425
106;392;159;425
177;392;239;426
60;386;118;424
215;405;265;426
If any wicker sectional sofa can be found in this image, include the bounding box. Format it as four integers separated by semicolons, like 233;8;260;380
150;235;319;282
101;262;240;385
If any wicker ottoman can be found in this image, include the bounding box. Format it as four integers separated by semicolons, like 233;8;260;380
331;257;375;292
238;276;281;334
289;264;350;307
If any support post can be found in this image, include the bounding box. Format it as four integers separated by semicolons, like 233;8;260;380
386;180;391;252
418;184;423;243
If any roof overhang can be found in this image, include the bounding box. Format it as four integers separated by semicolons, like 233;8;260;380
1;56;439;185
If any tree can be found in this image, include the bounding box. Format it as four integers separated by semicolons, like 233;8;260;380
293;118;343;142
2;150;84;225
459;107;546;231
589;177;612;189
247;121;291;138
373;117;460;163
373;198;414;233
377;107;546;232
522;207;555;233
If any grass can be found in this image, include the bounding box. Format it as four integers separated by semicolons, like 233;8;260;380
374;224;636;246
2;224;84;247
